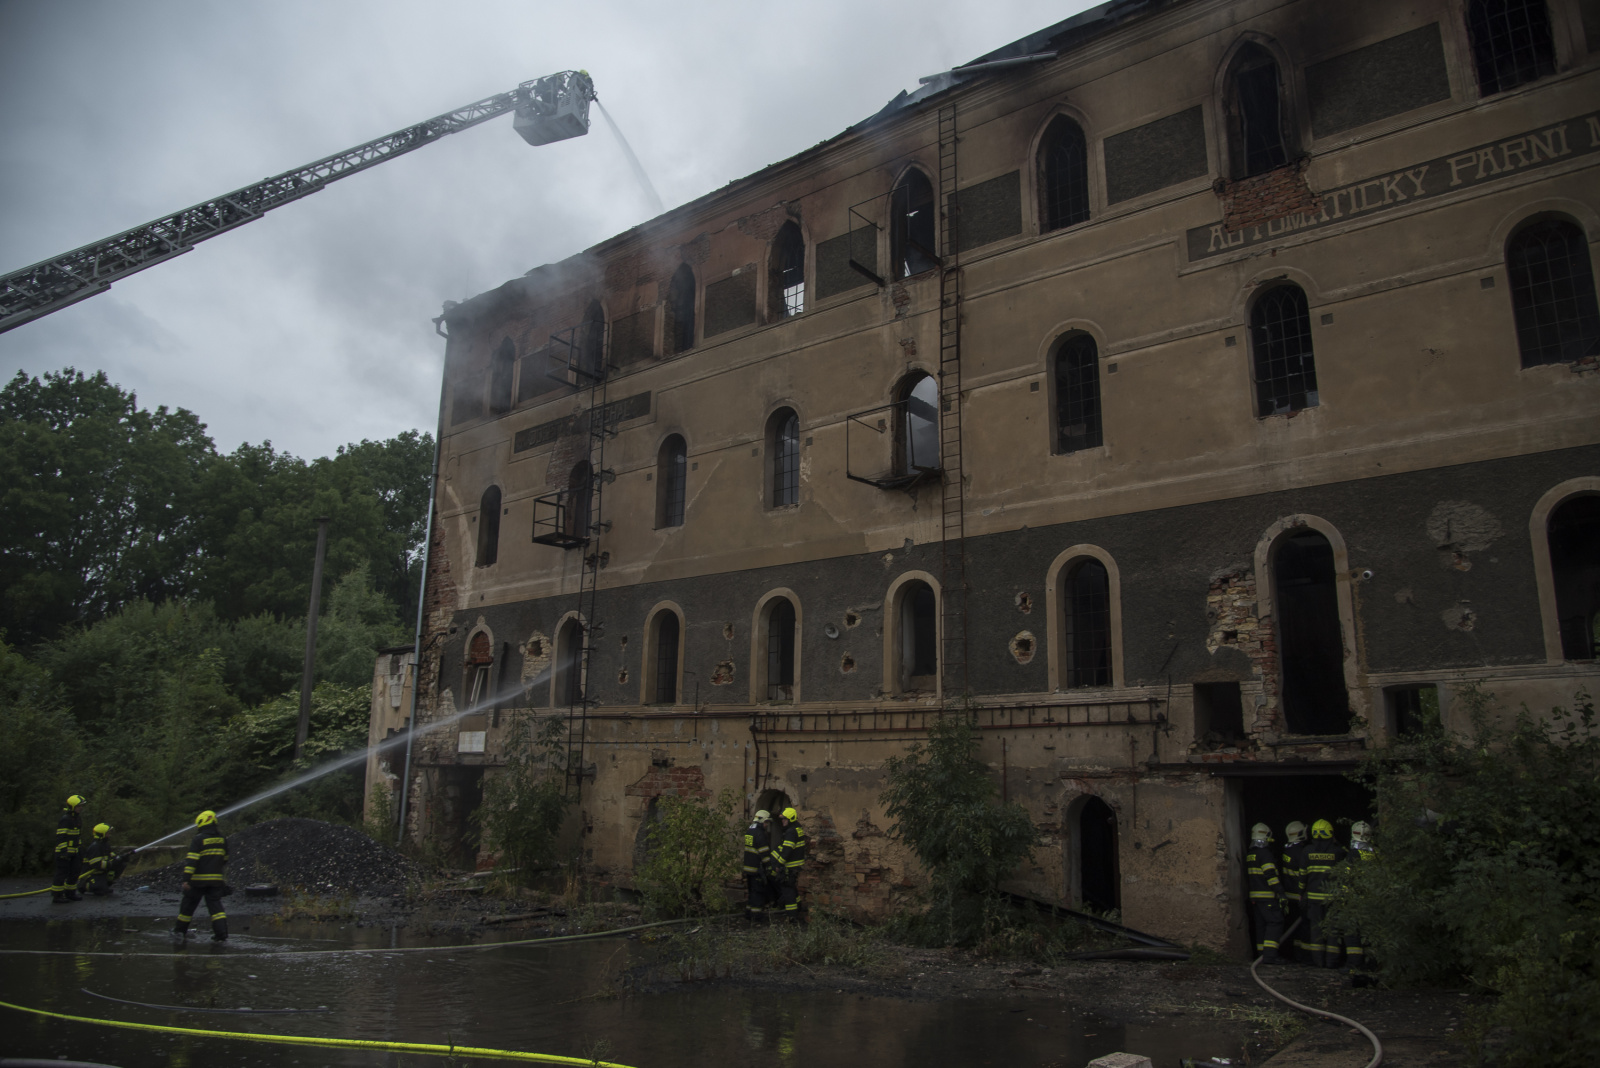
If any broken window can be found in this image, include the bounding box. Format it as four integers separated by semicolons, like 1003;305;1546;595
1053;333;1103;453
1273;529;1350;734
1548;494;1600;660
770;221;806;319
1387;684;1439;737
1227;44;1291;178
488;338;516;415
466;631;494;708
899;580;939;692
766;597;797;702
564;461;592;542
1063;559;1111;688
656;435;687;529
899;374;939;474
1466;0;1556;96
554;617;584;707
579;300;606;378
1194;681;1246;744
769;408;800;508
1250;284;1319;416
891;169;939;279
1039;116;1090;232
1507;219;1600;367
665;265;696;356
652;611;681;704
476;485;501;568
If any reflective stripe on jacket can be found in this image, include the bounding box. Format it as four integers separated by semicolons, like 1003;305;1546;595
776;823;807;872
1280;842;1308;897
1245;845;1280;900
1304;842;1346;901
742;821;771;874
184;830;228;883
55;809;81;856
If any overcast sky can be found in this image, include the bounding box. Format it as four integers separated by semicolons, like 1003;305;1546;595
0;0;1094;460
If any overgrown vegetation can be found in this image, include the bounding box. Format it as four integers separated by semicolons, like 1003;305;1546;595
634;787;742;917
879;713;1038;947
1331;684;1600;1067
476;714;571;881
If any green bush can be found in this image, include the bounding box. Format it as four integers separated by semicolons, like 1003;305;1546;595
634;787;742;917
476;714;570;880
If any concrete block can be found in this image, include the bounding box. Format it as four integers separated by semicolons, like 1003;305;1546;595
1087;1055;1153;1068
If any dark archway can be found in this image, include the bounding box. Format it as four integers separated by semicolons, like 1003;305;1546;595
1549;495;1600;660
1274;529;1350;734
1078;796;1119;912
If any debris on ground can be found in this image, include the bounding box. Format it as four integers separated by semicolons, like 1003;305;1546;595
143;817;417;896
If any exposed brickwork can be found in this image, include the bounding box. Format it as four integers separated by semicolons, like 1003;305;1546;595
1214;159;1320;232
736;203;798;242
1204;564;1279;732
624;765;710;799
798;811;916;920
604;249;658;293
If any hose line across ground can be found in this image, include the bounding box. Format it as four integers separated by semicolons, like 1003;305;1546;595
0;996;637;1066
1248;917;1383;1068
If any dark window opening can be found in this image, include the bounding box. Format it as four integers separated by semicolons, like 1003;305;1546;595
1063;559;1112;688
1039;116;1090;232
653;612;681;704
579;301;605;379
1507;219;1600;367
555;618;584;707
488;338;516;415
1077;796;1120;912
900;581;939;691
1194;681;1246;745
1467;0;1556;96
1549;495;1600;660
476;485;501;567
656;435;687;528
891;170;939;280
1228;44;1291;178
1274;530;1351;734
769;408;800;508
665;265;696;356
564;461;592;542
1053;333;1103;453
1251;285;1319;416
1387;684;1439;737
439;766;484;867
770;221;806;319
766;598;797;702
899;374;940;474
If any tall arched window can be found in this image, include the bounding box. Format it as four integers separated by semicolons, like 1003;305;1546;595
1273;529;1350;734
466;631;494;706
1507;219;1600;367
765;598;797;702
665;265;696;356
1467;0;1556;96
1038;116;1090;232
891;169;938;280
650;611;681;704
897;580;939;692
488;338;516;414
1226;43;1292;178
768;408;800;508
476;485;501;568
898;373;939;475
579;300;605;379
656;435;687;528
769;221;805;319
1548;495;1600;660
554;617;584;708
564;461;592;543
1053;333;1103;453
1250;284;1318;416
1062;559;1111;688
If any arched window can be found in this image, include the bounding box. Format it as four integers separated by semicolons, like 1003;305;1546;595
1250;284;1318;416
1548;495;1600;660
1466;0;1556;96
1226;43;1292;178
665;265;696;356
1506;219;1600;367
897;580;939;692
765;597;797;702
891;169;938;280
769;221;806;319
1052;333;1103;454
476;485;501;568
1038;116;1090;232
650;610;681;704
564;461;592;542
488;338;516;414
768;408;800;508
898;373;939;475
579;300;605;379
1062;559;1111;688
1273;529;1350;734
656;435;687;528
554;617;584;708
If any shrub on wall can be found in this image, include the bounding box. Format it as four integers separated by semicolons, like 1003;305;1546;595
634;787;742;917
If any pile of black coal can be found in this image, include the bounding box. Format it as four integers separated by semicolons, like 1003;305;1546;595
143;817;418;897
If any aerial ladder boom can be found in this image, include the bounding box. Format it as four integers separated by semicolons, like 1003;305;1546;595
0;70;594;335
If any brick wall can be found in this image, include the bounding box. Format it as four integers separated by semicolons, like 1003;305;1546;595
1214;159;1320;232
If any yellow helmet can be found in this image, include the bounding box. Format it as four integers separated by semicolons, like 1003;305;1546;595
1311;818;1334;839
195;810;218;827
782;807;798;822
93;823;111;837
1285;820;1307;844
66;794;86;809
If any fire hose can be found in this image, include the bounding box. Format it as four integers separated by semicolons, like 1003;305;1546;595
1248;916;1383;1068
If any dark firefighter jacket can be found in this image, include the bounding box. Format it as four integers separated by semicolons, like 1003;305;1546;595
1245;842;1281;901
184;829;229;884
55;807;82;858
1304;839;1346;901
1280;841;1308;899
773;822;807;881
742;820;771;875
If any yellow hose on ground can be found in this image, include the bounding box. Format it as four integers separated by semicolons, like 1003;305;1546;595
0;996;636;1067
0;887;52;900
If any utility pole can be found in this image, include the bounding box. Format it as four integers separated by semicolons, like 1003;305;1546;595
295;516;331;761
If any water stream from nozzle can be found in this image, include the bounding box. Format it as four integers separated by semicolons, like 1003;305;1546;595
594;98;664;216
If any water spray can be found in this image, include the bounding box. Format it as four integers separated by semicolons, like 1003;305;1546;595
594;97;664;216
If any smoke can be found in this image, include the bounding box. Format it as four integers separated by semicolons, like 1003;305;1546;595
594;98;664;217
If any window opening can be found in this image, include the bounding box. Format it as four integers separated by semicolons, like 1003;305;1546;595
654;612;681;704
555;618;584;707
770;221;805;319
665;264;696;356
656;435;687;528
1273;530;1350;734
1039;117;1090;231
1466;0;1556;96
1077;796;1120;911
899;581;938;691
1548;495;1600;660
488;338;515;415
579;301;605;379
476;485;502;567
766;598;797;702
1230;45;1290;177
770;409;800;508
900;374;939;474
891;170;939;280
1387;684;1439;737
1507;220;1600;367
1251;285;1318;416
466;632;494;709
565;461;593;543
1063;559;1111;688
1053;334;1103;453
1194;681;1246;745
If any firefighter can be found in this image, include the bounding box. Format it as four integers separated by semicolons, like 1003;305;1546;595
1280;820;1309;961
1302;818;1345;967
1342;820;1376;971
51;794;87;903
771;807;807;921
1245;823;1288;961
174;810;229;942
742;809;774;922
81;823;132;896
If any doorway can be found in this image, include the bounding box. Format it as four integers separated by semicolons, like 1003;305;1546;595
1273;530;1350;734
1077;796;1120;912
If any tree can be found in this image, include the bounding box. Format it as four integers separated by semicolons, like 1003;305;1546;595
477;713;571;879
0;639;79;873
634;788;742;917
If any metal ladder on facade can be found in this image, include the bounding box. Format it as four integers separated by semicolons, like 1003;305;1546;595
936;102;970;703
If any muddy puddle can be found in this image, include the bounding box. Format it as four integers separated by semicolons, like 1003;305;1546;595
1;918;1242;1066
